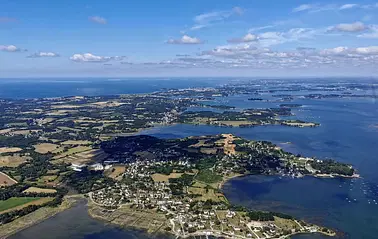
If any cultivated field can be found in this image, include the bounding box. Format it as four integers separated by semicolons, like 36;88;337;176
10;129;40;135
106;166;126;180
0;197;54;214
52;146;92;160
0;155;30;167
52;148;106;165
0;172;18;187
0;128;14;135
23;187;57;194
38;175;59;185
89;205;167;234
0;197;75;238
151;173;183;182
0;147;23;154
33;143;60;154
61;140;92;145
188;186;226;203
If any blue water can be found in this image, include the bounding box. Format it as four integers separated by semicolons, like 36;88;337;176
0;78;221;99
5;78;378;239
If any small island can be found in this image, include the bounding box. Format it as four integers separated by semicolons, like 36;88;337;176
279;104;303;108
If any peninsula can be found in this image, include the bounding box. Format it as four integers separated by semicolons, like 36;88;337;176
0;85;358;238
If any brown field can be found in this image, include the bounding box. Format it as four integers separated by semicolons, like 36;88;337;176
0;147;23;154
51;104;83;109
61;140;92;145
89;205;167;234
58;126;82;132
106;166;126;180
45;109;79;116
10;129;41;135
0;197;54;214
0;172;18;187
221;133;237;155
53;146;92;160
151;173;183;182
91;101;126;108
0;128;15;135
52;148;106;165
33;143;60;154
0;155;30;167
200;148;218;154
23;187;57;194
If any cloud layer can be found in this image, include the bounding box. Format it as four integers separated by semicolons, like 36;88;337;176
0;45;24;52
190;7;244;31
70;53;124;62
228;33;258;43
28;52;60;58
167;35;202;44
330;22;367;32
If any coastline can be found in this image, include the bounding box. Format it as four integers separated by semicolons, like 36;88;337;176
314;173;360;179
1;195;83;239
85;173;338;239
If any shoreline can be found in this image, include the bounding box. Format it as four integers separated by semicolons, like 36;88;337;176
1;195;83;239
85;172;339;239
1;172;353;239
87;199;336;239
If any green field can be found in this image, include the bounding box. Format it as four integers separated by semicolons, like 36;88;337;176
195;169;223;184
0;197;41;213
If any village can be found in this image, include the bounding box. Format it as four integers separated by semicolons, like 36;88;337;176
88;157;333;239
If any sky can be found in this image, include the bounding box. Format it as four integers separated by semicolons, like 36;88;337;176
1;0;378;77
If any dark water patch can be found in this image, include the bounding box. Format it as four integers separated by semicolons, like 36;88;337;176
8;199;168;239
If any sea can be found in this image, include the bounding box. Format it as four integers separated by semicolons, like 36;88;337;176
3;78;378;239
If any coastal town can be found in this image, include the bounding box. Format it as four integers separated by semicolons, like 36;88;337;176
84;134;345;238
0;83;360;238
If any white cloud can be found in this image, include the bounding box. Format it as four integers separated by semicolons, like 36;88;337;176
70;53;124;62
89;16;107;24
293;4;314;12
339;4;358;10
228;33;258;43
320;46;378;56
28;52;60;58
0;45;23;52
320;47;349;56
330;22;367;32
190;7;244;31
293;3;378;13
167;35;202;44
355;46;378;55
257;28;318;47
358;25;378;38
191;43;378;70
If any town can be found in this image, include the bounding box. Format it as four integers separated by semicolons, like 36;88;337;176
82;134;343;238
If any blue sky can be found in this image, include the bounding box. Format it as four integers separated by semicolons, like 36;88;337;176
1;0;378;77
